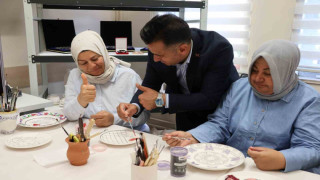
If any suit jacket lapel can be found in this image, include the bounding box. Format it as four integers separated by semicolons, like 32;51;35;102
186;31;202;93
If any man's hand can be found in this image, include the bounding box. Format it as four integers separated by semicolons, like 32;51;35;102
117;103;138;122
136;84;159;110
162;131;199;147
90;110;114;127
77;73;96;107
247;147;286;171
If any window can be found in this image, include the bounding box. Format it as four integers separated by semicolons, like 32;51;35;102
292;0;320;82
159;0;252;73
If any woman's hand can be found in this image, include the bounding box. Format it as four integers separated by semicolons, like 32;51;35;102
117;103;138;122
247;146;286;171
90;110;114;127
77;73;96;107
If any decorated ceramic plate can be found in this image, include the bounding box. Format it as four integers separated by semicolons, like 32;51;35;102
18;112;67;128
100;129;138;145
185;143;245;170
5;133;52;149
217;171;284;180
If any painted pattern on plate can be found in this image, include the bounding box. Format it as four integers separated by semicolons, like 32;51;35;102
186;143;245;170
100;129;138;145
18;112;67;128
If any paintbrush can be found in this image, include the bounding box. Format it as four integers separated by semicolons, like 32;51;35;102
162;135;191;140
78;117;85;142
171;136;191;140
127;117;136;136
85;118;95;139
55;118;69;136
89;128;108;139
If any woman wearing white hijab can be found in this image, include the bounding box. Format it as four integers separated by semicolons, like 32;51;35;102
63;30;150;131
163;40;320;174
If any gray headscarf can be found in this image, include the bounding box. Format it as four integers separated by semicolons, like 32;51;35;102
71;30;130;84
249;39;300;101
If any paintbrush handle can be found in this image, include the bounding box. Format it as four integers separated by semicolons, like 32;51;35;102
78;117;85;142
127;117;136;136
89;131;101;139
142;134;149;160
144;154;152;166
151;154;160;166
172;136;190;140
85;118;95;138
56;118;69;136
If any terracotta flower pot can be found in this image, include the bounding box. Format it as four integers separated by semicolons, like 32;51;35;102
65;137;90;166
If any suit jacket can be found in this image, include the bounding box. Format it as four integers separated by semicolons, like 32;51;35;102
131;28;239;131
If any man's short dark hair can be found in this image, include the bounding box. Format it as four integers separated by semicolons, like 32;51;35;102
140;14;191;46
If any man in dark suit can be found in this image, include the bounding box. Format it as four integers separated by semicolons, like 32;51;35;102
117;14;239;131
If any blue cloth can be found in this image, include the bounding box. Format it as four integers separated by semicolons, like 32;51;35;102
189;78;320;173
132;28;239;131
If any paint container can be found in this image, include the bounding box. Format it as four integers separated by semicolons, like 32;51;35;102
170;146;188;177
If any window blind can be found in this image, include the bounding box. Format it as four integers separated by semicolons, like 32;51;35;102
184;0;252;72
292;0;320;73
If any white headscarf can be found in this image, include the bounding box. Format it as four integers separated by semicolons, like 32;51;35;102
249;40;300;101
71;30;131;84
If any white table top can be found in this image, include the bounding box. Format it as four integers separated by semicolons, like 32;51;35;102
16;93;53;113
0;109;319;180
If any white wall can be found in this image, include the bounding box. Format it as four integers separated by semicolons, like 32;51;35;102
247;0;296;70
118;11;157;47
0;0;28;67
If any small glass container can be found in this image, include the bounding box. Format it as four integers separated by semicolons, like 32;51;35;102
170;146;188;177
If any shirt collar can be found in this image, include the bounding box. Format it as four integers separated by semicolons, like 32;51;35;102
176;40;193;67
279;82;299;103
185;40;193;65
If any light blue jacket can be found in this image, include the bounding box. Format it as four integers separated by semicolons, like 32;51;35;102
189;78;320;174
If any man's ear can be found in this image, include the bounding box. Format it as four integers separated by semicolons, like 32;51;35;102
178;43;189;56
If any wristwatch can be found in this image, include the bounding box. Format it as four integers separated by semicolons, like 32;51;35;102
155;93;164;107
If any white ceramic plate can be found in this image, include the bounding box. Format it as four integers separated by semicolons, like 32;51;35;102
100;129;138;145
18;112;67;128
185;143;245;171
5;133;52;149
217;171;284;180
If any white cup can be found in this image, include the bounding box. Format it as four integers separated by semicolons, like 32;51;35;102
131;163;157;180
0;110;19;134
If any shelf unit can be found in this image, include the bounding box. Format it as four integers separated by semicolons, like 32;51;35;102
23;0;208;97
33;49;151;63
